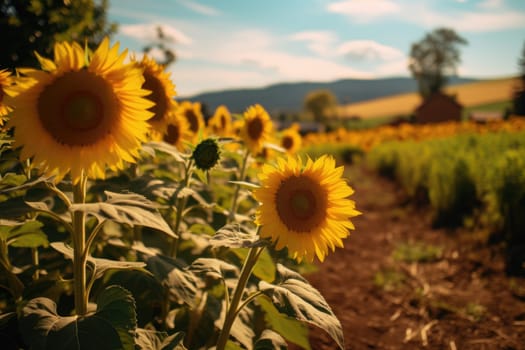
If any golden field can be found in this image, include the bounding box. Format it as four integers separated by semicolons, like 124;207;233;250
337;76;519;119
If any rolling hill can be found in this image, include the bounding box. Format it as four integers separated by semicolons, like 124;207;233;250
181;76;477;114
337;77;519;119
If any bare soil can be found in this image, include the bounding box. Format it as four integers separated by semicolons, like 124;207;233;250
299;163;525;350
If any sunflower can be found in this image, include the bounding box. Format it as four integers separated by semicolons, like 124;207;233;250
207;105;232;137
240;104;273;154
176;100;205;143
134;55;177;139
0;69;15;124
7;38;154;183
253;155;360;262
163;112;192;152
279;126;302;155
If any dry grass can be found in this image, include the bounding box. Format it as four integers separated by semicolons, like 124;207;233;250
338;77;520;119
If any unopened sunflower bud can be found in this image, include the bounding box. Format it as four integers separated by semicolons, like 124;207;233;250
192;138;221;170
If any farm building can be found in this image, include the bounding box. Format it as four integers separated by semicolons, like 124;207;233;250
414;92;463;124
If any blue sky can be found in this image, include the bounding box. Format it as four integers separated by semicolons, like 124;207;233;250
108;0;525;96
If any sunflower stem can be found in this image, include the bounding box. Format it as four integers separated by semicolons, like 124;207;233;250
216;245;263;350
169;158;193;258
228;149;250;224
72;173;88;316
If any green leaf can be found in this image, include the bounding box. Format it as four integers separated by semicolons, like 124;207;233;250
233;248;276;282
19;285;137;350
259;264;344;350
254;329;288;350
135;329;187;349
0;175;52;193
0;220;48;248
143;141;187;163
210;224;267;249
51;242;146;281
70;191;176;239
257;296;311;350
189;257;239;281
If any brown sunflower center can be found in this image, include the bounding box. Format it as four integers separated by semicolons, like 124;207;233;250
38;70;118;146
164;123;180;145
275;175;327;232
282;135;293;150
220;115;227;129
0;88;4;103
185;110;199;133
143;72;167;123
247;117;263;140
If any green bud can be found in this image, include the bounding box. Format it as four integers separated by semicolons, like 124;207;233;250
192;138;221;170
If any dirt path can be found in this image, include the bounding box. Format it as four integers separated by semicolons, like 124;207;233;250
300;163;525;350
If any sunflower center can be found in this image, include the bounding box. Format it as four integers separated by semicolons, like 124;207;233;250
185;110;199;133
164;123;180;145
62;91;103;131
220;115;227;129
38;70;118;146
275;175;327;232
247;117;263;140
143;73;167;122
282;136;293;150
0;88;4;103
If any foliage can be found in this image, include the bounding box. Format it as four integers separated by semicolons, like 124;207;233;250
367;130;525;274
408;27;468;98
0;0;117;69
303;89;338;124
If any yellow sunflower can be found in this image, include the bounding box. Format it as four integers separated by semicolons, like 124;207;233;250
0;69;15;124
7;38;154;183
253;154;360;262
240;104;273;154
163;112;192;152
134;55;177;139
207;105;232;137
279;126;302;155
176;100;205;143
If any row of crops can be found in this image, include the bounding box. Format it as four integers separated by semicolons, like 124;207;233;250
362;122;525;274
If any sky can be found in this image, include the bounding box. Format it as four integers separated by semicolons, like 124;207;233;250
107;0;525;97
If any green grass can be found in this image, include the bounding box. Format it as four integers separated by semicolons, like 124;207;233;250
462;100;512;120
373;268;406;291
392;242;443;263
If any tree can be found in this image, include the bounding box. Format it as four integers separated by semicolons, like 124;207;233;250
409;28;468;98
143;26;177;68
512;40;525;116
0;0;117;69
303;89;338;124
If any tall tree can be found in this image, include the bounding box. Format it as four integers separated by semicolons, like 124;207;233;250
303;89;338;124
512;40;525;116
409;28;467;98
0;0;117;69
143;26;177;68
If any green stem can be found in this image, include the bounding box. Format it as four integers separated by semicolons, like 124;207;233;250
215;245;263;350
31;248;39;280
228;150;250;224
72;173;88;316
169;159;193;258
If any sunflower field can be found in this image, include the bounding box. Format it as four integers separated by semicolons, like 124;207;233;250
0;38;361;349
366;128;525;273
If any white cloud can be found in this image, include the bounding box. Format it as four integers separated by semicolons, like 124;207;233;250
119;23;192;45
327;0;401;22
337;40;404;61
478;0;503;9
176;0;221;16
288;30;338;56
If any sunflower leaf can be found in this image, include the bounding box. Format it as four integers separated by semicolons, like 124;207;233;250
70;191;176;238
135;329;187;349
259;264;344;350
18;285;137;350
51;242;147;281
254;329;288;350
210;224;267;249
256;295;311;350
144;141;187;163
0;220;48;248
